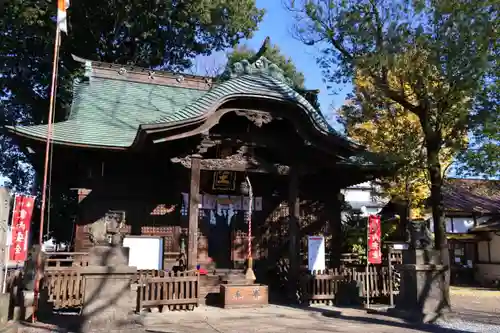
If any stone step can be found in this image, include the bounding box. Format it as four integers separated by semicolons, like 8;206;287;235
200;286;219;294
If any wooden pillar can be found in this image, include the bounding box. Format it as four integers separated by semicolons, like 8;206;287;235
74;188;92;252
288;167;300;295
187;155;201;270
329;190;343;267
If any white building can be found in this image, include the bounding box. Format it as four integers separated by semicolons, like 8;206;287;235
341;181;388;217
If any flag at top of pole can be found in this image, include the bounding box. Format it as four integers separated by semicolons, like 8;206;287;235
57;0;70;34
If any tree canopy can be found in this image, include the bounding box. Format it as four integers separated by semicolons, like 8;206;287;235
339;70;460;220
0;0;265;241
288;0;497;248
288;0;498;304
0;0;264;187
456;52;499;178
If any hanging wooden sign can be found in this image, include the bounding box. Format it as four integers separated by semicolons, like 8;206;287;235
212;146;236;191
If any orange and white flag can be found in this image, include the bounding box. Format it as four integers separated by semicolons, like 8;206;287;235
57;0;70;33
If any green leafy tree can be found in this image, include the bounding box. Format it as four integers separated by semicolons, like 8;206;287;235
457;52;499;177
339;70;461;221
1;0;264;240
287;0;498;305
0;0;264;179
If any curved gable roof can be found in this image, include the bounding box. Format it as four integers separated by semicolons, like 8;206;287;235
150;73;334;135
7;56;352;150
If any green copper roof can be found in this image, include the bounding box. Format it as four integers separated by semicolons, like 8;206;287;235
7;78;206;147
7;56;342;148
152;74;335;135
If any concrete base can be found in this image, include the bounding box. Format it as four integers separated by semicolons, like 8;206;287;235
0;293;9;325
80;265;137;329
86;245;129;266
0;322;16;333
394;249;450;322
11;290;35;322
80;245;137;331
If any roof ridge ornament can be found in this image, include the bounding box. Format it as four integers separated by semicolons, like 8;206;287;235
220;37;292;86
221;56;293;86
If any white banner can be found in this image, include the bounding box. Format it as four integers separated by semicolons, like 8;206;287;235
308;235;326;272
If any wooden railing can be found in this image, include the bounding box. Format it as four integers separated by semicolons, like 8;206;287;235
136;270;199;312
342;265;394;298
135;269;169;283
39;252;88;309
300;270;344;303
45;252;89;268
43;267;84;309
300;265;398;304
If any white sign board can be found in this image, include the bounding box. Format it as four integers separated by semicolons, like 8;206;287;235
308;236;326;272
123;236;163;270
392;243;409;250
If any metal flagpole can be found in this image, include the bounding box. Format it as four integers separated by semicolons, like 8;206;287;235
33;26;62;323
366;218;370;308
39;26;61;248
388;245;394;307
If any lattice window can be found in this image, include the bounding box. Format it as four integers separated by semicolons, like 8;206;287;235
180;202;206;220
181;204;188;216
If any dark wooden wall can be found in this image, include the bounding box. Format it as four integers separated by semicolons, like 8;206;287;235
71;153;343;269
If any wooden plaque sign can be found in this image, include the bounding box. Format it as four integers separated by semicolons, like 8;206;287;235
212;146;236;191
220;284;268;308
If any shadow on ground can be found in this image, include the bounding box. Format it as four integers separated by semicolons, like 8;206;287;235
270;303;471;333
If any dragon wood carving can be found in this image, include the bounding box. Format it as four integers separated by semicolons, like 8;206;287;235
171;147;291;175
234;110;273;127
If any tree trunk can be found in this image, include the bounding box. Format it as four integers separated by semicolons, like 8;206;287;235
423;122;451;309
427;147;446;250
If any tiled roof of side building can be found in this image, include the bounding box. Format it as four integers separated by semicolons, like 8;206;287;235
443;178;500;214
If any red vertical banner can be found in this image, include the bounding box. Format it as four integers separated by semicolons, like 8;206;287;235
367;215;382;264
9;195;35;262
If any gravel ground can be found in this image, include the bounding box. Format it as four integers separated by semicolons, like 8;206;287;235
12;288;500;333
436;318;500;333
14;317;500;333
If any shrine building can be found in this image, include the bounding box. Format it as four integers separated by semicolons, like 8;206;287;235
6;51;393;280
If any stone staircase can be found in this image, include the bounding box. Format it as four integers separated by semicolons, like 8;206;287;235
199;274;222;305
199;269;246;305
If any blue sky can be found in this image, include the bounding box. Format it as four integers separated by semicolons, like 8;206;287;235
247;1;352;116
198;0;351;130
245;1;352;125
